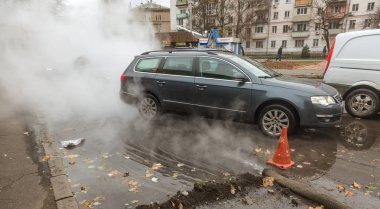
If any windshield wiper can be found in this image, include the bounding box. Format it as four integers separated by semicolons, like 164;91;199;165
258;76;273;79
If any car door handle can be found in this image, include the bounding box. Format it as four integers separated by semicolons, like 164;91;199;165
196;85;207;90
156;81;166;85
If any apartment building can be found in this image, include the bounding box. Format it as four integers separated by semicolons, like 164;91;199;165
134;0;171;33
170;0;380;55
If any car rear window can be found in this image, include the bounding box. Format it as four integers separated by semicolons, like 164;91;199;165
135;58;161;73
159;57;194;76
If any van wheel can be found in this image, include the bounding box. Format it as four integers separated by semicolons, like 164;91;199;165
138;94;161;119
345;89;379;119
258;104;296;137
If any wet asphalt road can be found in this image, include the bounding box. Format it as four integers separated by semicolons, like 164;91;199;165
48;113;380;209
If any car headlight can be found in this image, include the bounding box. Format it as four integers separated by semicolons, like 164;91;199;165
311;96;336;106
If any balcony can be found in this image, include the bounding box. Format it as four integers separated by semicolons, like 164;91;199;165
252;33;267;40
295;0;312;7
176;13;189;19
254;18;269;24
291;31;310;38
328;28;343;35
292;14;311;22
176;0;188;7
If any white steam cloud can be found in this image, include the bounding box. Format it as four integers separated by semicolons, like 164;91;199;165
0;0;158;121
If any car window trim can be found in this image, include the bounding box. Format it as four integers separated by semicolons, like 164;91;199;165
196;56;252;83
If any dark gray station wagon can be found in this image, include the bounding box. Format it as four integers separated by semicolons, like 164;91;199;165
120;50;342;137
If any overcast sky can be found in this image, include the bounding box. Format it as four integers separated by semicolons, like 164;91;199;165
130;0;170;7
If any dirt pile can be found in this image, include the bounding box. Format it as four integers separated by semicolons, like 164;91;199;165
136;173;262;209
262;60;299;69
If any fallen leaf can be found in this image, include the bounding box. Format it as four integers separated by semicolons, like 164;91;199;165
178;203;183;209
145;170;154;178
308;206;324;209
131;200;139;204
296;165;303;168
123;172;129;177
42;155;53;161
290;148;295;152
230;184;236;194
93;202;101;206
171;201;176;207
152;163;163;170
67;154;79;159
177;163;185;167
23;132;29;136
191;168;196;172
87;165;95;169
352;181;361;189
302;162;311;165
365;184;377;191
255;148;262;153
345;190;354;197
108;170;120;177
337;184;345;192
172;172;178;179
71;183;81;188
223;171;230;177
128;187;139;193
262;177;274;187
151;177;159;182
69;161;76;165
80;186;87;193
127;180;139;186
182;191;189;196
93;196;106;202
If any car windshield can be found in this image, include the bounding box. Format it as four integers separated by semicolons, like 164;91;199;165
218;54;281;77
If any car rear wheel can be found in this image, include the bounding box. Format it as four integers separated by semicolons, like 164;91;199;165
345;89;379;119
258;104;296;137
138;94;161;119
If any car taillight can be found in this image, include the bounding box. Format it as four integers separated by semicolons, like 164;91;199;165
121;73;126;86
323;39;335;78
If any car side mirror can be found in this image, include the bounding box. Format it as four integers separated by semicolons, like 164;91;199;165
234;74;248;83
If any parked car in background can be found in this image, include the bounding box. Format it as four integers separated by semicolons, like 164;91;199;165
323;29;380;119
120;49;342;137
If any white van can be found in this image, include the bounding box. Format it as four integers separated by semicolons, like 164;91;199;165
323;29;380;119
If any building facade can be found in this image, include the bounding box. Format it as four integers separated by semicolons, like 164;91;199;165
134;0;171;33
171;0;380;55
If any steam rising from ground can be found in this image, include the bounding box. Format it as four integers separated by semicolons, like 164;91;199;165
0;0;157;121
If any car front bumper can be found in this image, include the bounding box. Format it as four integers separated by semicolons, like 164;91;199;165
300;102;343;128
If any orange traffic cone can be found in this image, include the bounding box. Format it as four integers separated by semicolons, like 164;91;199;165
267;128;294;169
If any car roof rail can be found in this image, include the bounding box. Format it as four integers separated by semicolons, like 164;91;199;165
141;49;230;55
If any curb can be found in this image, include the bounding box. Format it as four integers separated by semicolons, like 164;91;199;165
30;116;79;209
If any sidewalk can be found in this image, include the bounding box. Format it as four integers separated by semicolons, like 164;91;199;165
275;68;324;79
0;100;56;209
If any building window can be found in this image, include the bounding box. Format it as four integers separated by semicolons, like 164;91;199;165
286;0;291;4
364;19;372;28
349;20;356;29
180;9;186;14
272;26;277;33
297;7;307;15
246;41;251;48
178;19;183;26
315;23;321;30
282;40;287;48
274;0;279;3
156;15;161;21
227;28;233;36
273;12;278;20
329;21;340;29
368;2;375;11
334;5;341;13
256;41;263;48
313;39;319;47
352;4;359;11
296;23;307;31
255;26;264;33
271;41;276;48
246;28;251;36
284;11;290;18
283;25;288;33
295;40;304;47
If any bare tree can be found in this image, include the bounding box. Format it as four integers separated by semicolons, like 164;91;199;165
192;0;216;34
371;7;380;28
214;0;234;36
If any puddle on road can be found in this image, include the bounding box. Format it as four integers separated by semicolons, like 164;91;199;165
49;115;380;208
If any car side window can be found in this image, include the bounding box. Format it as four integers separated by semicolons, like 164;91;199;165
135;58;161;73
199;57;246;80
159;57;194;76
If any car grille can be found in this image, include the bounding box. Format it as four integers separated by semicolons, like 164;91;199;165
334;94;343;103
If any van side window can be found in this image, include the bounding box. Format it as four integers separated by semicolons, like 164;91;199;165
159;57;194;76
135;58;161;73
199;57;246;81
337;35;380;60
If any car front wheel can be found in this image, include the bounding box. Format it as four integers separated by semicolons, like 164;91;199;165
258;104;296;137
345;89;379;119
138;94;161;119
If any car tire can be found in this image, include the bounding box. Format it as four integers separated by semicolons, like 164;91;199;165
345;89;379;119
258;104;296;137
138;94;161;119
